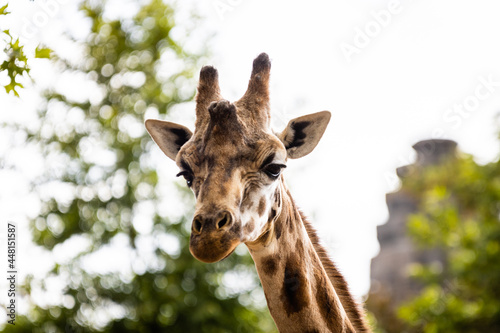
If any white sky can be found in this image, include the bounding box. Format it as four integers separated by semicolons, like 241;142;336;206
1;0;500;311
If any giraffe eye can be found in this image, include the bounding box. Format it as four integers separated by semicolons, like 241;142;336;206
176;171;194;187
263;164;286;179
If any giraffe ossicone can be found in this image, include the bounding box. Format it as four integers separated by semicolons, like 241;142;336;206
145;53;371;332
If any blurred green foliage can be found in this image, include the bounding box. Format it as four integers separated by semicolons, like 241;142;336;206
398;147;500;332
0;3;52;96
1;0;276;331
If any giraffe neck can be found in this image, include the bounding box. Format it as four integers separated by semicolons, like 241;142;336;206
246;182;364;333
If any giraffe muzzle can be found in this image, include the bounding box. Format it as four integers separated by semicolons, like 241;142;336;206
189;210;241;263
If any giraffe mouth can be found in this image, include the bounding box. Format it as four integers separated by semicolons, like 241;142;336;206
189;228;241;263
189;234;240;263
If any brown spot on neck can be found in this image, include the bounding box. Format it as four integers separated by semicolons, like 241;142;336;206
280;253;309;316
261;255;279;276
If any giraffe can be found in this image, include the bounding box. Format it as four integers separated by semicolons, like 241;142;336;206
145;53;371;332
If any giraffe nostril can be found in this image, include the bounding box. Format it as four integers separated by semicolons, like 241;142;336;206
217;215;228;229
193;216;203;233
217;212;232;229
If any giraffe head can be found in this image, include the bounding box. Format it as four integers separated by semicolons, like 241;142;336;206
146;53;330;263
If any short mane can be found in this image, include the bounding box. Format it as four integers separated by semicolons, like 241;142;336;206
298;208;370;332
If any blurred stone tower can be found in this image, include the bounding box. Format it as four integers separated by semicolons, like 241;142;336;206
367;139;457;332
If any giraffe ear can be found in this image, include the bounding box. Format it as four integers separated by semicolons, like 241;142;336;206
278;111;331;159
145;119;193;161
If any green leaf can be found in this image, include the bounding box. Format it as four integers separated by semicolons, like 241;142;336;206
35;46;52;59
4;82;19;97
0;4;9;16
1;60;9;71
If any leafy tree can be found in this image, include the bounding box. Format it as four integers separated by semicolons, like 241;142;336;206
1;3;51;96
1;0;276;331
398;139;500;332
